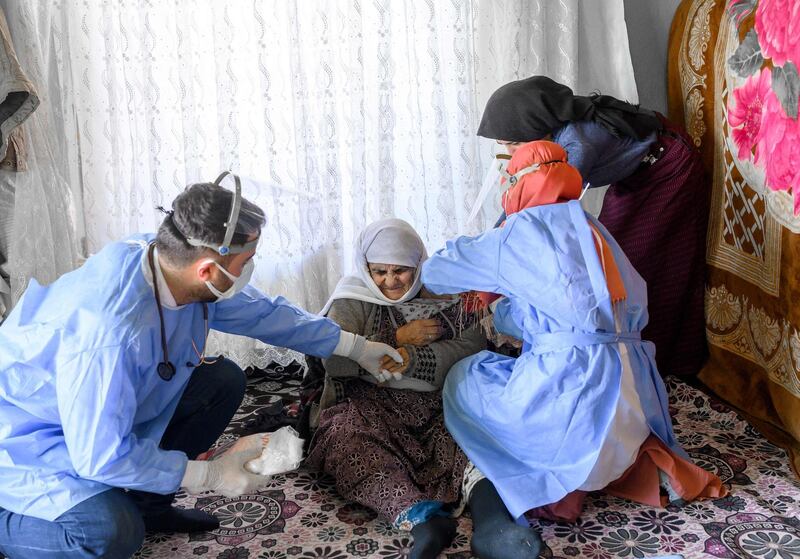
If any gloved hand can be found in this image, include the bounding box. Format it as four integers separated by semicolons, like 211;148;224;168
380;346;410;376
182;446;267;497
333;331;403;382
354;339;405;382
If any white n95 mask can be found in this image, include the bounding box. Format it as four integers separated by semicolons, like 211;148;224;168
205;259;254;300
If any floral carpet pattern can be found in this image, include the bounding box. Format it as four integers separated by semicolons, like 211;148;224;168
137;365;800;559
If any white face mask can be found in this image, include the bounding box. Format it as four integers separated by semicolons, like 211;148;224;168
205;258;254;300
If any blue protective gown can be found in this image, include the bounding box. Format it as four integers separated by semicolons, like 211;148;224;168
0;234;340;521
421;200;684;521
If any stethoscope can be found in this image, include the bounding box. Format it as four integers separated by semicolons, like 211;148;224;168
148;243;215;381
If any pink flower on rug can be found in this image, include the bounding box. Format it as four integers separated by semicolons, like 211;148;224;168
754;0;800;66
755;89;800;213
727;68;774;161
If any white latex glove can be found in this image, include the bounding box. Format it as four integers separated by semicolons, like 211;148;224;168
333;331;402;382
182;446;267;497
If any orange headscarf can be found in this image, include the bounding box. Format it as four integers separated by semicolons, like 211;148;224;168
479;140;626;308
501;141;582;215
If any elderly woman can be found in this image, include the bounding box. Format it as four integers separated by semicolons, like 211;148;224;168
423;141;724;558
305;218;486;559
479;75;708;378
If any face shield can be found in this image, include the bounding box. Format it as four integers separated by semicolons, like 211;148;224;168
467;149;546;225
180;171;265;256
467;153;508;226
467;141;595;225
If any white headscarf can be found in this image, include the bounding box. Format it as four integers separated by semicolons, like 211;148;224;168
320;218;427;315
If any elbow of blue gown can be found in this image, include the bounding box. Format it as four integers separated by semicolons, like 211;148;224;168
71;438;188;494
421;232;502;295
420;249;459;294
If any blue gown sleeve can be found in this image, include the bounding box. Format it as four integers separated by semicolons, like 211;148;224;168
424;210;576;319
210;285;341;357
492;297;524;339
421;227;507;295
56;343;187;493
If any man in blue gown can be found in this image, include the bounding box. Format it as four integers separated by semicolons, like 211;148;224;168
0;179;400;558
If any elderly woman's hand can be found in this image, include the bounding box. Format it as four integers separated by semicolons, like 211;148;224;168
396;319;443;346
380;346;410;376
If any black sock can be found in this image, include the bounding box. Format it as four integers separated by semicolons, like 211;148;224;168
143;506;220;534
410;516;457;559
469;479;541;559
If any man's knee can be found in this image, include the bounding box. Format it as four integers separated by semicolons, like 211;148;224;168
204;357;247;404
67;491;145;558
88;509;145;558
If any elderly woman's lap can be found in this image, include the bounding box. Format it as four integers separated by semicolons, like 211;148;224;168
306;381;466;525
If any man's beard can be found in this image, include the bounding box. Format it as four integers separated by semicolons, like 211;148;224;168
187;282;220;303
186;274;235;304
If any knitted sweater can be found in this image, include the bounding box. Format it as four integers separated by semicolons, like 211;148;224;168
309;296;485;428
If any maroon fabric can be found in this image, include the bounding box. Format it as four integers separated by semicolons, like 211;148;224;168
306;381;467;523
598;116;709;376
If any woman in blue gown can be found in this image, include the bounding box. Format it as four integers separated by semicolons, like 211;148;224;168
421;141;723;554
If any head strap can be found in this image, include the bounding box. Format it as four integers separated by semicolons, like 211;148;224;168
217;171;242;254
182;171;259;255
497;158;541;186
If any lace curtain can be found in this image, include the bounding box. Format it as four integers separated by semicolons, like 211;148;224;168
1;1;81;314
3;0;637;367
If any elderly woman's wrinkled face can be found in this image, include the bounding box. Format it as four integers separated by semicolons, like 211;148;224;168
368;263;415;300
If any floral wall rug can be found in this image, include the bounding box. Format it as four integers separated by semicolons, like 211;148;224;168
726;0;800;214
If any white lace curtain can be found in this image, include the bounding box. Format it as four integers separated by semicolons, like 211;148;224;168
3;0;637;367
1;1;81;311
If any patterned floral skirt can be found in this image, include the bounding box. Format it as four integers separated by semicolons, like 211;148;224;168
305;380;468;527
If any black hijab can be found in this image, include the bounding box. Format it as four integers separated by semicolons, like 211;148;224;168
477;76;662;142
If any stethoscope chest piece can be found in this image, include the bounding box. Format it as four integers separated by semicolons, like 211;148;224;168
157;360;176;381
148;242;214;381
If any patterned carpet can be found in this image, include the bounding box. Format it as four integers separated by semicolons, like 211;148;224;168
137;364;800;559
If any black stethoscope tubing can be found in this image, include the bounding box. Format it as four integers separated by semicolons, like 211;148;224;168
148;243;208;381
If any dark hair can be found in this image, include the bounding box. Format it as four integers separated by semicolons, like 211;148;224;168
155;182;266;267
